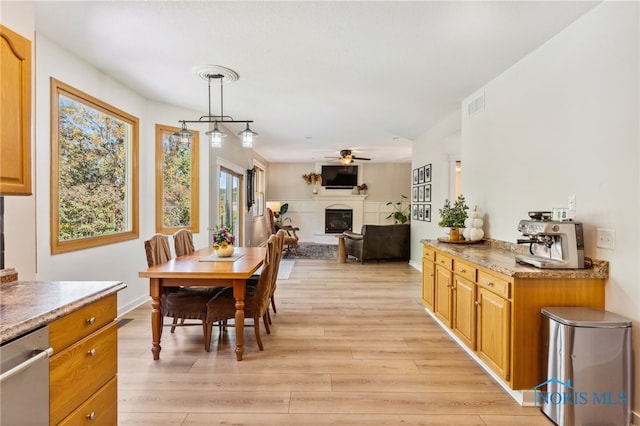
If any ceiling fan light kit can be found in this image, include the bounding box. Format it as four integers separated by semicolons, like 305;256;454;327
326;149;372;164
174;65;257;148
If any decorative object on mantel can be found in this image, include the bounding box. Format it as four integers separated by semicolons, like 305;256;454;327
438;194;469;241
386;195;411;224
463;206;485;241
355;183;368;195
302;172;322;194
210;225;235;257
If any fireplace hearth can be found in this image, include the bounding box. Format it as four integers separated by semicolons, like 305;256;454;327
325;209;353;233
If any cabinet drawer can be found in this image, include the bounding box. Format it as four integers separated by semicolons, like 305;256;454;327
58;376;117;426
50;321;118;425
435;252;453;270
50;294;117;354
453;259;477;282
477;270;511;299
422;245;435;261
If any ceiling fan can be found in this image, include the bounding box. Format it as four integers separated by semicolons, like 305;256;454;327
325;149;371;165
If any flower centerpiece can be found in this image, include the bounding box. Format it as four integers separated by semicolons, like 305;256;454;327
211;225;235;257
437;194;469;241
302;172;322;194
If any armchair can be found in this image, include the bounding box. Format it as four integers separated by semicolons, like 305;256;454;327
342;224;410;263
266;207;299;252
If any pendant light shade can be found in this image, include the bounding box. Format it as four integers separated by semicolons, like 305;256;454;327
206;122;227;148
173;122;195;145
238;122;258;148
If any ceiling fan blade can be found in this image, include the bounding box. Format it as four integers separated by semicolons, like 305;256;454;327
352;156;371;161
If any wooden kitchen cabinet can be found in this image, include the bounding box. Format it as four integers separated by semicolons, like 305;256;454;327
452;274;477;350
421;246;435;311
0;25;32;195
476;287;511;380
421;242;606;390
434;264;453;327
49;294;118;425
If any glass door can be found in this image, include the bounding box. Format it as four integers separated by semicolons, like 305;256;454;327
219;167;242;245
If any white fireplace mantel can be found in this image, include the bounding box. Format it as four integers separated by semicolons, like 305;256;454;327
312;194;368;201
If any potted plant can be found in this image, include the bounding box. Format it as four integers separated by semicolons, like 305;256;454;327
386;195;410;224
273;203;291;228
438;194;469;240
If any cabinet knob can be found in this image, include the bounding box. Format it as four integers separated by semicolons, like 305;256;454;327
86;317;96;325
87;348;97;357
460;268;466;273
86;412;96;421
475;301;480;306
486;281;494;287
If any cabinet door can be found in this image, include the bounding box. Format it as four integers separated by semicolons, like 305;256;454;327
452;275;476;349
434;265;452;327
0;25;31;195
422;259;435;311
477;287;510;380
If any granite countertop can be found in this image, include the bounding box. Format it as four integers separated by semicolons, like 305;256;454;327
0;280;126;345
421;239;608;280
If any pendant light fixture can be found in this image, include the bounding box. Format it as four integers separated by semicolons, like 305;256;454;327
174;65;257;148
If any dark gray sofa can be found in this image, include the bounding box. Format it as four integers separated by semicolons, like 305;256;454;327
342;224;410;263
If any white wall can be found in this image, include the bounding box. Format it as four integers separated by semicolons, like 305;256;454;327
1;2;37;280
409;111;461;269
412;1;639;416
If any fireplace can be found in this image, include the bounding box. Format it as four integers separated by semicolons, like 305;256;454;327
325;209;353;233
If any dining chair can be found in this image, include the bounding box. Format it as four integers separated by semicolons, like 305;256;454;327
204;234;278;351
144;233;219;350
173;228;195;257
170;228;197;331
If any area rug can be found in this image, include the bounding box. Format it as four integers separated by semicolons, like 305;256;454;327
284;243;337;260
276;259;295;280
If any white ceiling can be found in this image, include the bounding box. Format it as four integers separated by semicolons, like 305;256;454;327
33;1;599;164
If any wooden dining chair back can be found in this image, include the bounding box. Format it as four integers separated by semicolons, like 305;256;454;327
143;234;219;349
173;229;195;257
144;233;171;267
268;230;286;315
204;234;278;351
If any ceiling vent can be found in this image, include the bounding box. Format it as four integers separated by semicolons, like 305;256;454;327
467;93;485;117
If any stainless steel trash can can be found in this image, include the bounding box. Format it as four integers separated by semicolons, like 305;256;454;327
540;307;632;426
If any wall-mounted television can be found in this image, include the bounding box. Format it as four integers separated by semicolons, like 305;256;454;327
321;165;358;188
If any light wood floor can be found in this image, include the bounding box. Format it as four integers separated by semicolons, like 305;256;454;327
119;259;552;425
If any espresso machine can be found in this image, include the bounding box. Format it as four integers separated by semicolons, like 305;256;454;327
515;211;585;269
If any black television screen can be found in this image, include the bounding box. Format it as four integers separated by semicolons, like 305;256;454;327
321;165;358;188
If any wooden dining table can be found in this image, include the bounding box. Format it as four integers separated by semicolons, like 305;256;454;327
138;246;266;361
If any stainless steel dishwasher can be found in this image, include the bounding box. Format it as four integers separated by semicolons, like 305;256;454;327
0;326;54;425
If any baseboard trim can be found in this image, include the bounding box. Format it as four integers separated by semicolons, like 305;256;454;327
117;294;149;318
423;307;534;407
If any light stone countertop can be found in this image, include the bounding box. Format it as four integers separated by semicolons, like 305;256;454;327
0;280;126;344
421;239;608;280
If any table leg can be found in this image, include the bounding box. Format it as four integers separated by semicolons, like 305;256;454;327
233;279;246;361
150;278;162;360
336;235;347;263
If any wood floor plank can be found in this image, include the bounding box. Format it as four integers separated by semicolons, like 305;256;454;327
120;258;552;424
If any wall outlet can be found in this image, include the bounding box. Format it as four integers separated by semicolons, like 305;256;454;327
596;228;615;249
